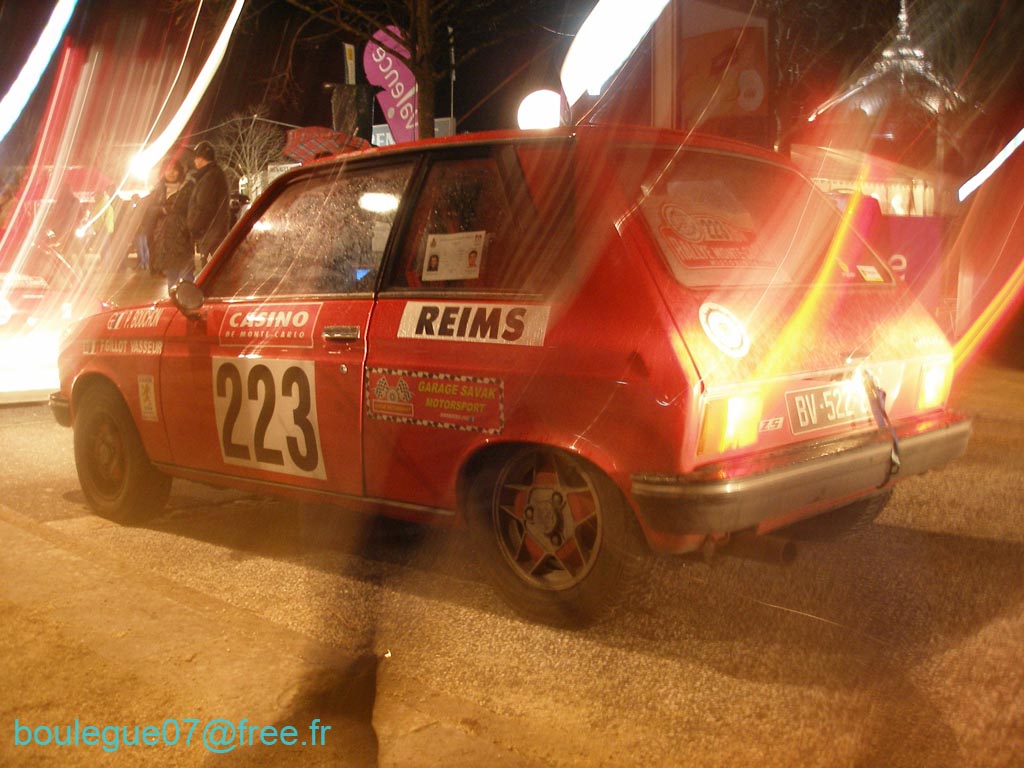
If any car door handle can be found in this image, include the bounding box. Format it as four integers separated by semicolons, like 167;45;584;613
322;325;361;342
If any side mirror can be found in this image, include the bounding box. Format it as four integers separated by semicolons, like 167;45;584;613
169;280;205;319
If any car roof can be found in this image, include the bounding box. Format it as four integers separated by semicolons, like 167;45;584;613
316;124;782;165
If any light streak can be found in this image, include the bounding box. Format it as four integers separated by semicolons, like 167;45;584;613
560;0;670;108
83;0;244;232
952;199;1024;369
0;0;78;145
130;0;246;179
754;169;872;379
129;0;206;180
958;124;1024;202
0;46;86;264
0;329;60;397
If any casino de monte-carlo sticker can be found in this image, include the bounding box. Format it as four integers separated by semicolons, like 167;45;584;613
218;302;322;348
366;368;504;434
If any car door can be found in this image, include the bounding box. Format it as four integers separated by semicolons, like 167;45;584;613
364;144;572;512
159;160;415;497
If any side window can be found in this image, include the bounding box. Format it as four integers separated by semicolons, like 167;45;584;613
387;153;531;293
205;163;413;299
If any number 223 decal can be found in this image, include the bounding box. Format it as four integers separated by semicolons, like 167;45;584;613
212;358;326;479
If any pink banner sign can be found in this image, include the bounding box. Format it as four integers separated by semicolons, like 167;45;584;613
363;26;418;144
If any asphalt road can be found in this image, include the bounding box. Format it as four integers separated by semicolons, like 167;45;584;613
0;359;1021;766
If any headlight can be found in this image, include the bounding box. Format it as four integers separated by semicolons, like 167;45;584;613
0;298;13;326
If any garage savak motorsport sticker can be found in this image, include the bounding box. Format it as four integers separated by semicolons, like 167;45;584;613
218;302;322;348
366;368;504;434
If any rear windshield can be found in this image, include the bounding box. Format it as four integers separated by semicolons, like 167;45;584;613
621;147;893;288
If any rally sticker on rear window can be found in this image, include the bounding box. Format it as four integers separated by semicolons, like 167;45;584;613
658;204;772;269
366;368;504;434
212;357;325;479
398;302;549;346
652;180;773;271
856;264;885;283
218;302;322;348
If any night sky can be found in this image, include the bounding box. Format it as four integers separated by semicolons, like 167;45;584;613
0;0;1022;171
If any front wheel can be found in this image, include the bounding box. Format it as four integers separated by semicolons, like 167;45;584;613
467;447;645;626
73;384;171;524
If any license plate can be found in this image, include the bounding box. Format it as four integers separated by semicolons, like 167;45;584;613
785;380;871;434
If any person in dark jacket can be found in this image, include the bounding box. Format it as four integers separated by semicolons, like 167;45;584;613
187;141;230;270
151;160;195;289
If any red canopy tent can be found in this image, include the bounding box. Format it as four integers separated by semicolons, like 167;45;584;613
282;126;370;164
19;165;114;201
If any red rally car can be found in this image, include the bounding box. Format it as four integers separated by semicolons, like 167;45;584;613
51;126;971;624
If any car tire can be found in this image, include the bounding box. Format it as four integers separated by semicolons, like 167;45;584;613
467;446;646;627
73;383;171;524
783;491;892;542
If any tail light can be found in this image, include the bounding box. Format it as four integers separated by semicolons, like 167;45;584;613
699;392;763;455
917;359;953;411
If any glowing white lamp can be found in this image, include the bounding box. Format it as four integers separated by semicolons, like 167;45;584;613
359;192;400;213
517;90;562;130
560;0;670;109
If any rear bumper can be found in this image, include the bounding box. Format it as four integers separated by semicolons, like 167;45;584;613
630;411;971;536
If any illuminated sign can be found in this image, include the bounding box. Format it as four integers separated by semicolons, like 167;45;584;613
364;26;418;144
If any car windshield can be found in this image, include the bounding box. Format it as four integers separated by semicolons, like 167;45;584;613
204;162;414;300
621;147;893;288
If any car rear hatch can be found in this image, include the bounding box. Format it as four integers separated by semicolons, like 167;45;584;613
611;139;962;474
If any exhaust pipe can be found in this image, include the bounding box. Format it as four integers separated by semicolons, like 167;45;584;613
715;532;797;565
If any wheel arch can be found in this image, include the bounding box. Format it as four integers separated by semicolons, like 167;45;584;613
455;438;650;625
455;438;635;524
69;372;126;425
71;373;172;522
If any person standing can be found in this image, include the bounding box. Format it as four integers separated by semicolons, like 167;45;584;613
46;182;80;247
187;141;229;271
151;160;194;289
125;194;151;271
85;186;117;265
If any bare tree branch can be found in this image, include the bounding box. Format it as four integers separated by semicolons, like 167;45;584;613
208;109;286;196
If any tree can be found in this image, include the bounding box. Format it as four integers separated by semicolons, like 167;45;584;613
208;110;286;197
279;0;550;139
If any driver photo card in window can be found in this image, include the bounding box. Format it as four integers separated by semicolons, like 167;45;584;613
422;231;485;282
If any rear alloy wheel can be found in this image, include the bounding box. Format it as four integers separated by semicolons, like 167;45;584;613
73;384;171;524
469;447;644;626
